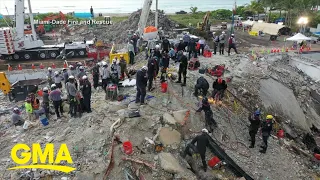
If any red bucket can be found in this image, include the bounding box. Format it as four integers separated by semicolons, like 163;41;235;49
277;129;284;138
208;156;220;167
161;82;168;93
123;141;133;155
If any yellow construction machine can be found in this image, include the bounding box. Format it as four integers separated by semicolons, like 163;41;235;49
197;11;211;31
0;72;10;95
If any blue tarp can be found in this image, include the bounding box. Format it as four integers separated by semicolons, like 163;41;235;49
0;15;3;19
74;12;92;18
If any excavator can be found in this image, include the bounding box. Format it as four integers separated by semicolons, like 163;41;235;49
197;11;211;31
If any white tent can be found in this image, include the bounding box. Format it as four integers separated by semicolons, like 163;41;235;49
286;33;312;41
242;20;255;26
252;22;285;35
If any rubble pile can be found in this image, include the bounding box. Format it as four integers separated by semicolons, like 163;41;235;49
68;10;177;43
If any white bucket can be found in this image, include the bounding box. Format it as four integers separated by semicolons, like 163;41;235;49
23;120;31;130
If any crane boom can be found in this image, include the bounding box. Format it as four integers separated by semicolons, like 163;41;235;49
137;0;153;37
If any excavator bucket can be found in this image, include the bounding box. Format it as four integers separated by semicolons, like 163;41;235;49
0;72;10;95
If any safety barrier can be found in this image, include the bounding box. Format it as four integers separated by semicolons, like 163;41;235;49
6;60;90;71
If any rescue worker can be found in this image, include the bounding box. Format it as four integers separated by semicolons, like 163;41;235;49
63;68;69;86
185;129;210;172
77;66;86;86
147;39;156;57
188;38;197;59
162;36;170;53
68;65;76;77
213;35;220;55
42;87;50;118
131;33;138;53
128;40;135;65
25;98;33;121
30;93;40;111
219;31;226;55
198;37;206;55
91;63;100;89
47;67;54;86
260;115;273;153
110;59;121;85
177;38;185;52
135;66;148;105
11;108;25;126
161;51;170;70
194;76;209;97
54;71;63;89
49;84;63;119
183;32;190;49
147;57;159;91
196;97;217;132
81;75;92;113
66;76;77;118
228;34;238;56
154;45;162;60
248;110;261;148
137;36;143;52
176;51;188;86
101;62;110;92
169;48;176;60
119;55;130;80
211;78;227;100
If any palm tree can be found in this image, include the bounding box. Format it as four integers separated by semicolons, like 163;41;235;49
246;1;265;20
190;7;198;14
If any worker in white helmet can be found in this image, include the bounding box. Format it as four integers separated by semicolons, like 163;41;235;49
11;107;25;126
65;76;77;117
135;66;148;105
219;31;227;55
54;71;63;89
128;40;135;65
228;34;238;56
49;83;63;118
91;63;100;89
110;59;121;85
47;67;54;86
81;75;92;113
182;128;210;172
42;87;50;118
101;62;110;92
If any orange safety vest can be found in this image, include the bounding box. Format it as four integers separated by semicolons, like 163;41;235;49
32;98;40;110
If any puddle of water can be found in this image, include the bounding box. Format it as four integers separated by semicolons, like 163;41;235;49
7;71;47;83
259;79;309;131
290;59;320;81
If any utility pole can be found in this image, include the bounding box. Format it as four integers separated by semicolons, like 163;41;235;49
231;0;236;35
155;0;158;29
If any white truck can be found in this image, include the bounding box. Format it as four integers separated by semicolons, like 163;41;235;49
0;0;89;60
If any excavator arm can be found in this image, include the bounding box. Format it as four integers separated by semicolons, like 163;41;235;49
0;72;11;95
201;11;210;31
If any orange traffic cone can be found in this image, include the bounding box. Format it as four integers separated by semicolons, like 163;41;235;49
39;63;44;69
277;48;280;53
31;64;35;70
52;63;56;69
8;64;12;71
270;49;274;53
18;64;22;70
63;61;67;68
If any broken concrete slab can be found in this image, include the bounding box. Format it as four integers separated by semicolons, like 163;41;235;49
159;152;184;174
74;172;94;180
163;113;176;125
158;127;181;146
172;109;189;124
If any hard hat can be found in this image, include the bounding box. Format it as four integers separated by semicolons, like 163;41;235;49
155;45;160;49
79;66;84;69
48;67;52;71
112;59;117;63
102;61;107;66
222;31;225;34
82;75;88;80
69;75;75;79
266;115;273;120
120;55;124;58
63;68;66;71
69;65;73;68
141;66;148;71
231;34;235;37
54;71;59;75
179;38;183;41
51;84;56;88
217;78;223;84
202;128;209;133
254;110;261;116
13;107;19;111
43;87;48;91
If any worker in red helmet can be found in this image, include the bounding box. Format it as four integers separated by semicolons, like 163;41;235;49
211;78;227;100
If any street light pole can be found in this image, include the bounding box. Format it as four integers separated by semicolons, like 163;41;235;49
155;0;158;29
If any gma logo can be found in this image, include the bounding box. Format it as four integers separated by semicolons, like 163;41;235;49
8;143;76;173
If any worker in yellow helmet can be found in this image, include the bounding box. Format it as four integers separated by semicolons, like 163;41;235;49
260;115;273;153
